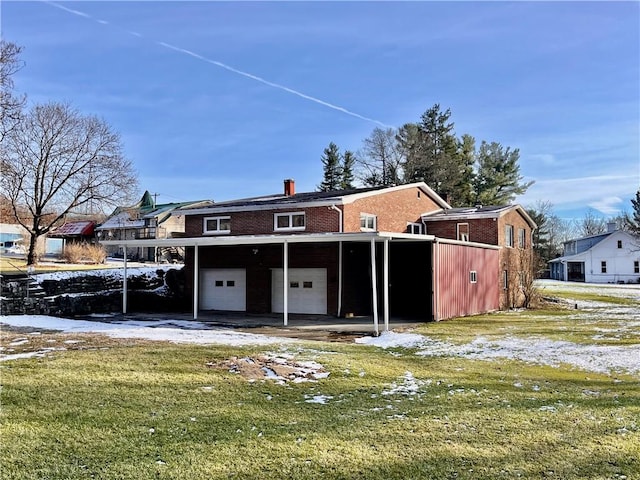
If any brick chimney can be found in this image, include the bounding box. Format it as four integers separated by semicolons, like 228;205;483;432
284;178;295;196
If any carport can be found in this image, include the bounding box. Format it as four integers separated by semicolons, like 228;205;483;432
102;231;436;335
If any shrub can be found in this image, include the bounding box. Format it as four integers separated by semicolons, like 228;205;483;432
61;243;107;264
61;243;84;264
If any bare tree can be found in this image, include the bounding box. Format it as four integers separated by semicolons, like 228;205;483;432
577;209;607;237
1;102;138;264
1;40;26;142
356;127;403;186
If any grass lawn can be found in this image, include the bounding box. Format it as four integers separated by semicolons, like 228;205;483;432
1;284;638;479
0;256;119;275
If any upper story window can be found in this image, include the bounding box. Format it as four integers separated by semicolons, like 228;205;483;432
204;216;231;235
518;228;526;248
601;261;607;273
457;223;469;242
407;222;423;234
274;212;305;231
360;213;377;231
617;240;623;249
505;224;514;247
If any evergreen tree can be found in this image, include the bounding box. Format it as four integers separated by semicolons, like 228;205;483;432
318;142;343;192
473;141;533;205
341;150;356;190
400;105;473;206
626;189;640;236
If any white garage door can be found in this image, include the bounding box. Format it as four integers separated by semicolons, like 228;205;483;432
271;268;327;315
200;269;246;311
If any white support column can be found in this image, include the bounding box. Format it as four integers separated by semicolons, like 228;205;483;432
122;246;128;314
337;241;343;317
370;238;379;336
193;245;199;320
283;240;289;326
383;238;390;332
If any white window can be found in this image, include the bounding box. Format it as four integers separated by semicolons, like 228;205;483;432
505;225;514;247
457;223;469;242
407;222;423;234
274;212;305;231
360;213;377;231
204;216;231;235
518;228;526;248
469;271;477;283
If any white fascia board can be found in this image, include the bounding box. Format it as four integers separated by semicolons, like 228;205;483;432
100;231;437;249
435;237;501;250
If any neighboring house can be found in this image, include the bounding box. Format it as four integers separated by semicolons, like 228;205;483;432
549;226;640;283
421;205;537;309
0;222;62;256
0;223;27;253
96;191;212;262
104;179;503;327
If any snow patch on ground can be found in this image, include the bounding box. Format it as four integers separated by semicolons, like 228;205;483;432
357;331;640;377
0;315;292;352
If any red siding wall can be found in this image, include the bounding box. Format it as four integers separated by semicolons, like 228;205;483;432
436;242;499;320
425;218;499;245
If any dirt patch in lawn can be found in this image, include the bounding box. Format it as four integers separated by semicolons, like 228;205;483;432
208;355;329;382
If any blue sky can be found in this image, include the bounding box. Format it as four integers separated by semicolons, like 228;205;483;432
3;1;639;220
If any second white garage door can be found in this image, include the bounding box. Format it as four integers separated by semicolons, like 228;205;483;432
200;268;246;311
271;268;327;315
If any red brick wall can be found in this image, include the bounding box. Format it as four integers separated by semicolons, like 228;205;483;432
425;218;499;244
343;186;441;233
185;206;340;237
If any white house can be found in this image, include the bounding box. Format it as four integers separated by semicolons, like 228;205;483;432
549;227;640;283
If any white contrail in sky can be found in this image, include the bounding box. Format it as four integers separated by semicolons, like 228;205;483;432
44;0;392;128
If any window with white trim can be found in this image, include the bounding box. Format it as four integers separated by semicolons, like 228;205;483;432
360;213;377;231
203;216;231;234
469;271;477;283
505;225;514;247
601;261;607;273
634;260;639;274
457;223;469;242
274;212;305;231
518;228;526;248
407;222;423;234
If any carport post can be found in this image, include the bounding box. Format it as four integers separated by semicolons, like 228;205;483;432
122;246;128;314
193;244;199;320
337;241;343;317
383;238;389;332
283;240;289;326
370;238;379;336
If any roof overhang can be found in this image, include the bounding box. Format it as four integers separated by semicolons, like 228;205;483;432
422;204;537;230
100;231;438;249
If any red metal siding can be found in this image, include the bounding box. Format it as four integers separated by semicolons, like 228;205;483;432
435;243;499;320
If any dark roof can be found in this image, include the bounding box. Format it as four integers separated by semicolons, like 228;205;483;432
201;185;389;209
49;221;95;237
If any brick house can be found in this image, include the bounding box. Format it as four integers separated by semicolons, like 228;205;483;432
103;180;504;330
422;205;537;309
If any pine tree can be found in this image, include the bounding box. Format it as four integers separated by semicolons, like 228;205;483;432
341;150;356;190
473;141;533;205
626;189;640;236
318;142;343;192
